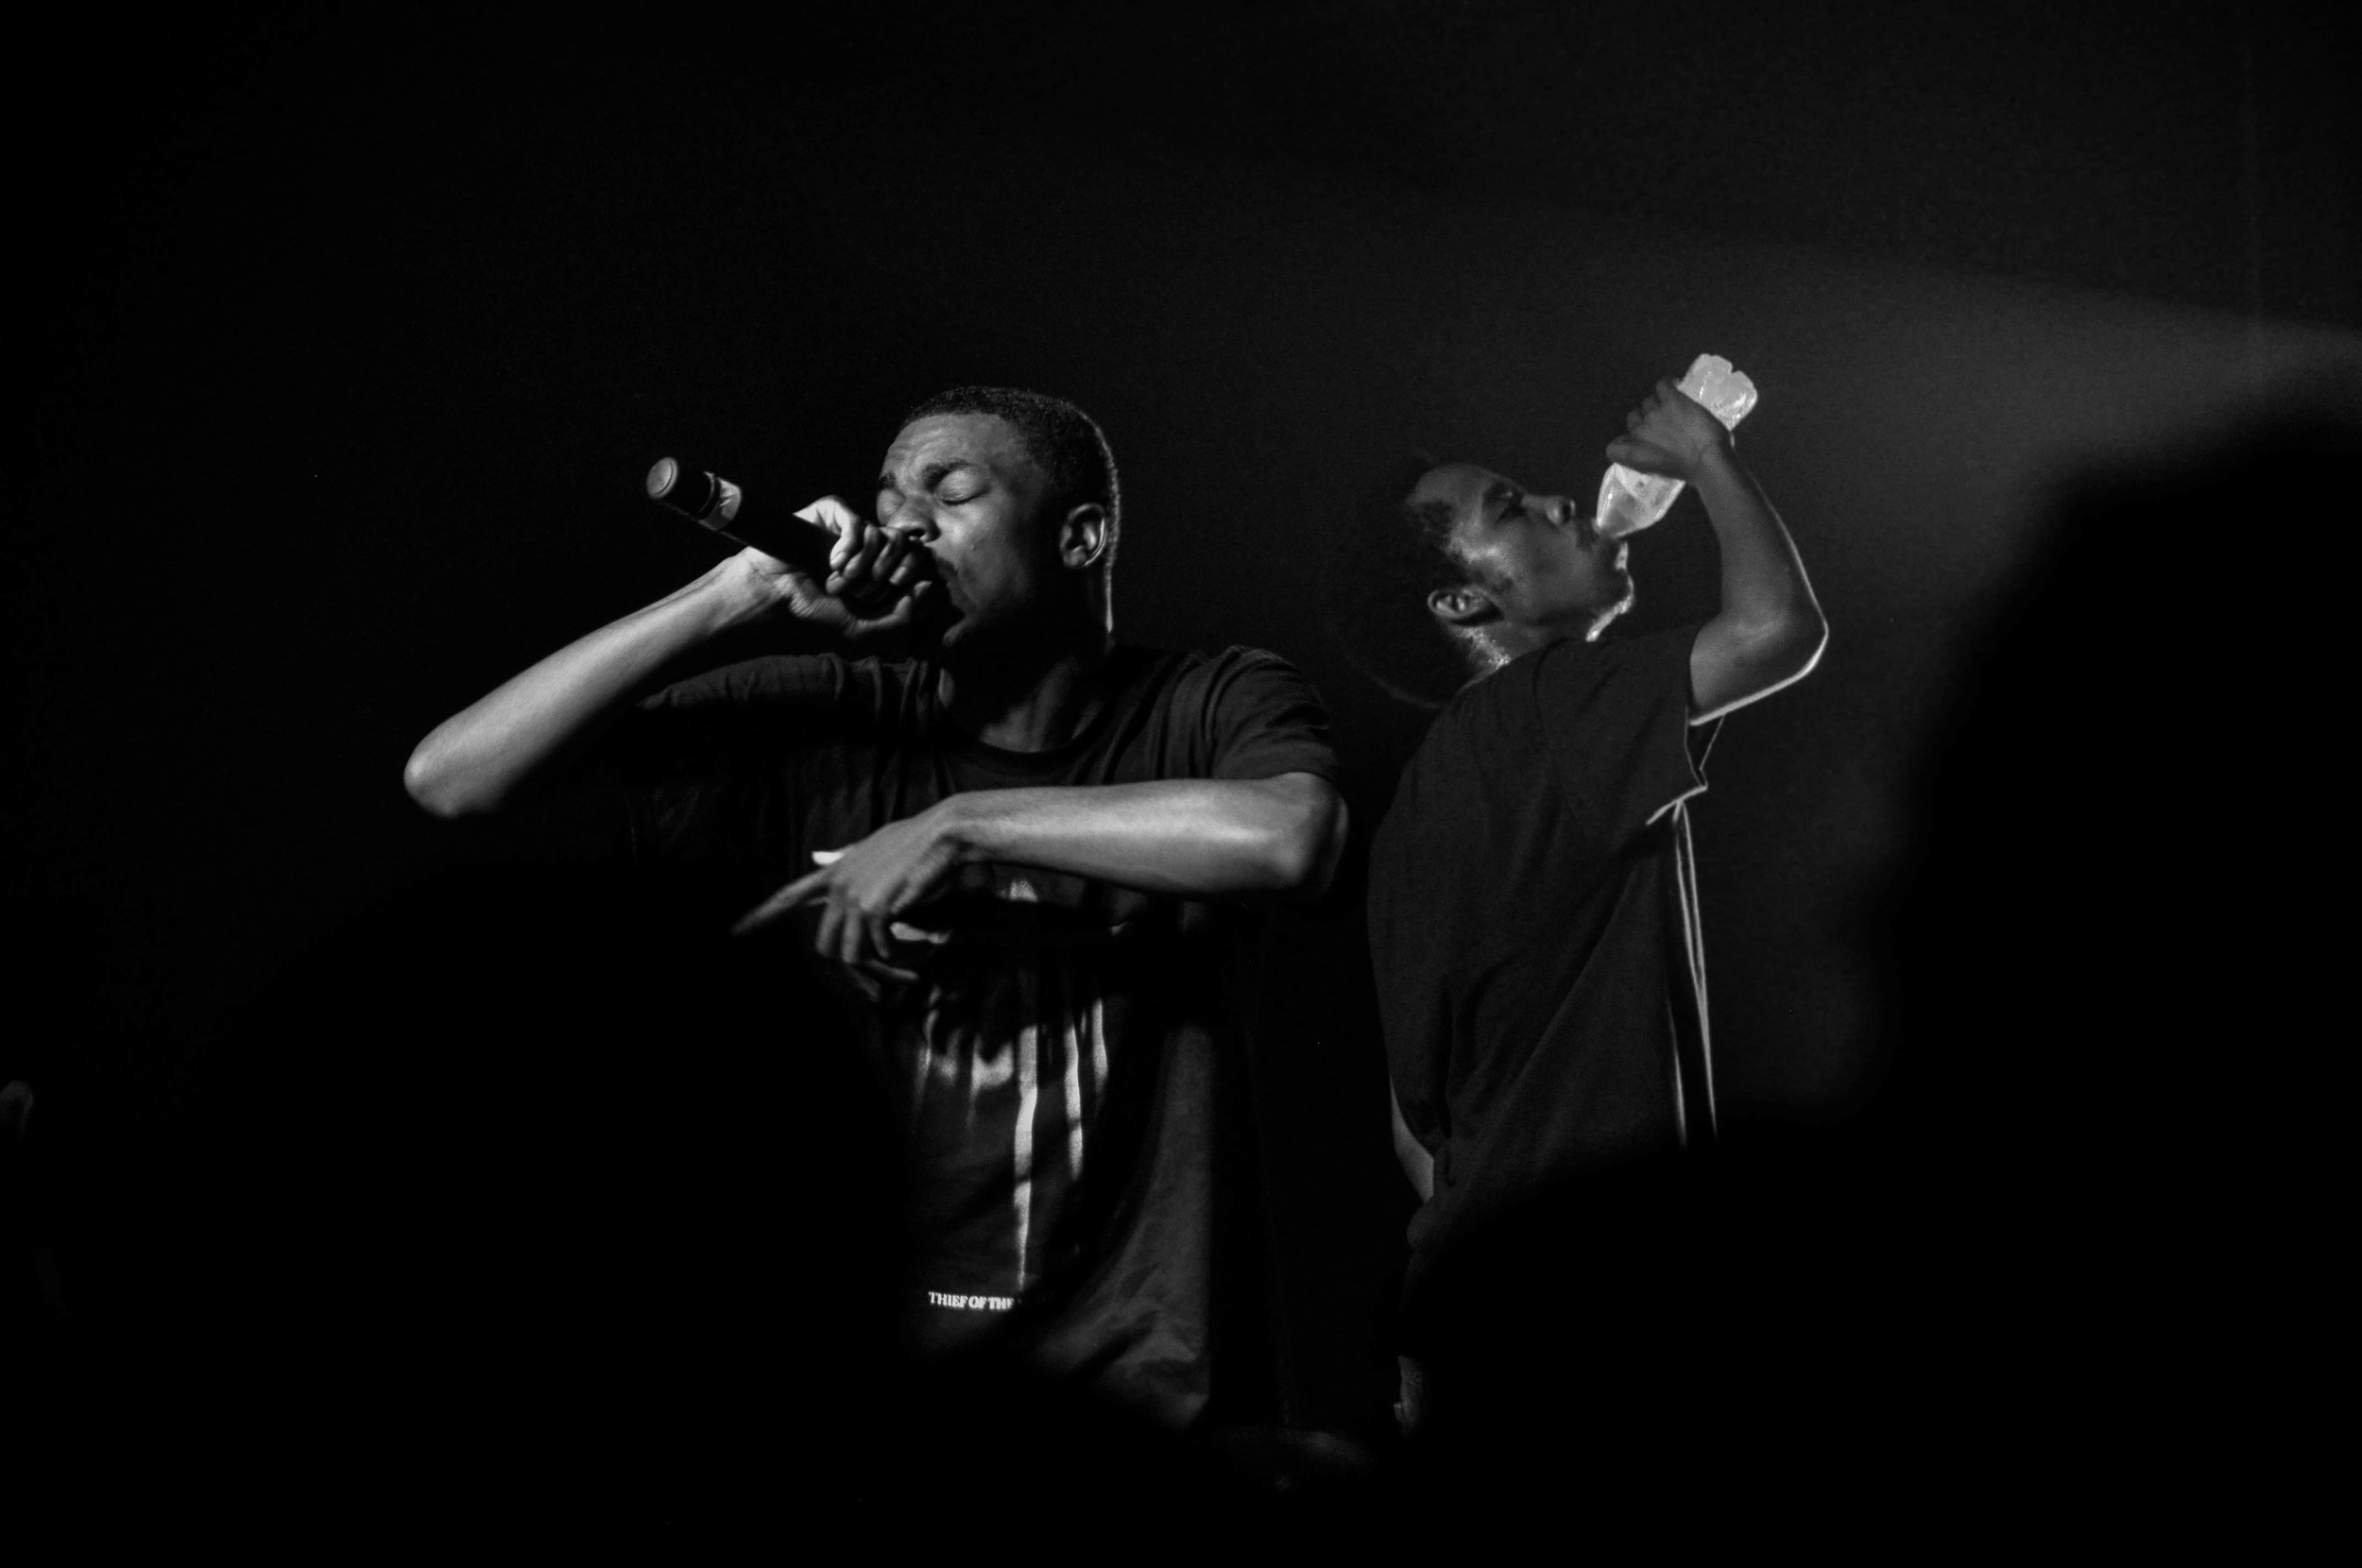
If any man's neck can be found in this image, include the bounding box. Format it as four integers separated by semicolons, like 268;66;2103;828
936;626;1114;753
1471;606;1621;670
1469;622;1566;671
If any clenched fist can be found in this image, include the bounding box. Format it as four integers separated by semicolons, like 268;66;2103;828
730;494;943;642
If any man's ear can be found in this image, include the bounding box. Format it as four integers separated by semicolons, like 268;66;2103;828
1426;583;1498;626
1058;503;1110;570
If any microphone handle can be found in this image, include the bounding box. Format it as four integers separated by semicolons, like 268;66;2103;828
645;457;836;577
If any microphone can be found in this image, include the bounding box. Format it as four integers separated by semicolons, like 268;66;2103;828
645;456;837;577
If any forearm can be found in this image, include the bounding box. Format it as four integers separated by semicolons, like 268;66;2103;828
1693;447;1823;639
1685;447;1827;717
404;561;768;817
937;773;1344;901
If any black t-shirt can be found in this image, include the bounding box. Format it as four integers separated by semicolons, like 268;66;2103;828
1367;624;1718;1313
612;644;1337;1428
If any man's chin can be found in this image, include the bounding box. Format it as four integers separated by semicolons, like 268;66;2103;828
906;620;956;657
902;595;967;655
1588;580;1637;636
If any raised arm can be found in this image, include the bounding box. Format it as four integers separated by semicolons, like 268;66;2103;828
403;500;932;818
1606;380;1827;722
735;772;1347;973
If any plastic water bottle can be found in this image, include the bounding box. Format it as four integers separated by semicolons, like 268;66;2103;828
1595;354;1758;539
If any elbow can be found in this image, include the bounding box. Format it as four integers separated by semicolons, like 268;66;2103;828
1786;605;1829;679
1266;835;1321;898
1695;608;1828;720
1265;779;1346;901
403;738;491;820
1744;605;1828;686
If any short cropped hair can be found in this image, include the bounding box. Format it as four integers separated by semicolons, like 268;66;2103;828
1321;453;1487;708
902;386;1122;569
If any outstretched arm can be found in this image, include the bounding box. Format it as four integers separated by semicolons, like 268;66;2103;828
1607;380;1827;722
735;773;1347;975
403;501;933;818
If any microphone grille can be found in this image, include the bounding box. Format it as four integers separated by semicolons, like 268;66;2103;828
646;456;719;518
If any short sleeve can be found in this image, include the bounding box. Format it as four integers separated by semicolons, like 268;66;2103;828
1532;624;1712;848
1195;648;1341;784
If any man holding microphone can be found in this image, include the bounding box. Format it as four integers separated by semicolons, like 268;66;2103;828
407;386;1344;1433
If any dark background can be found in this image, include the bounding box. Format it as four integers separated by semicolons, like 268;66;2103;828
9;0;2358;1466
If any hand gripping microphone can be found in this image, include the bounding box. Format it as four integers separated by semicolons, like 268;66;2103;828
645;456;839;576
